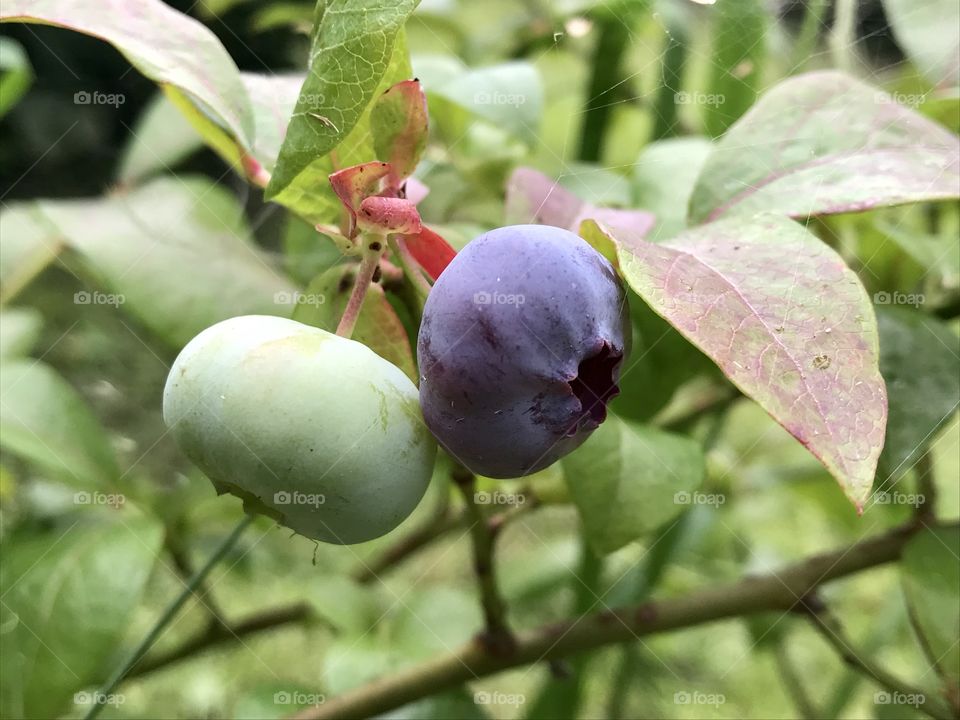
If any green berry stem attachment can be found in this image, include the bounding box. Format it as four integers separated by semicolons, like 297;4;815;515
335;238;384;338
84;514;256;720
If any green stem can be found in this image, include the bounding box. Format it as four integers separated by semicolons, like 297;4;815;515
578;9;632;161
452;465;515;653
792;0;828;72
84;515;255;720
652;19;688;141
829;0;858;73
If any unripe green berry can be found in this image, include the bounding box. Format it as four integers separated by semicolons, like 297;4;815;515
163;315;435;544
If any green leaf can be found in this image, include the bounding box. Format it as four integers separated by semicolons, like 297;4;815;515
884;0;960;89
0;360;119;490
306;575;378;634
873;207;960;286
117;92;204;185
389;586;480;661
266;0;417;218
612;292;717;423
384;689;489;720
266;32;411;225
0;36;32;119
688;71;960;223
292;264;416;381
901;525;960;687
0;307;42;358
426;61;543;145
562;417;704;555
241;72;304;173
31;176;296;348
283;217;345;286
876;307;960;482
703;0;766;137
0;0;253;145
632;137;712;241
233;683;324;720
0;205;62;304
0;515;163;719
591;214;887;510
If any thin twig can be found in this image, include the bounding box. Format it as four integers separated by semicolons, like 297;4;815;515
125;602;313;679
804;604;952;720
773;638;820;719
85;515;255;720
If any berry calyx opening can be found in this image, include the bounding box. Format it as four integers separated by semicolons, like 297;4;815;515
567;342;622;434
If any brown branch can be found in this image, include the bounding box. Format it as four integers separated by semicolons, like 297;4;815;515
125;602;313;679
292;520;956;720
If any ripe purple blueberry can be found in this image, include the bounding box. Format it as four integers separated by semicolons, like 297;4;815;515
417;224;629;478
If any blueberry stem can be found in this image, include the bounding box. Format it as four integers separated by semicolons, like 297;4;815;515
335;239;383;338
452;464;517;655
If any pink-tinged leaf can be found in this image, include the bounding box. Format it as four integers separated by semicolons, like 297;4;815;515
689;71;960;224
329;162;391;236
357;196;422;236
329;162;392;212
403;176;430;205
371;79;428;188
590;215;888;510
506;167;655;236
403;226;457;280
0;0;253;145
